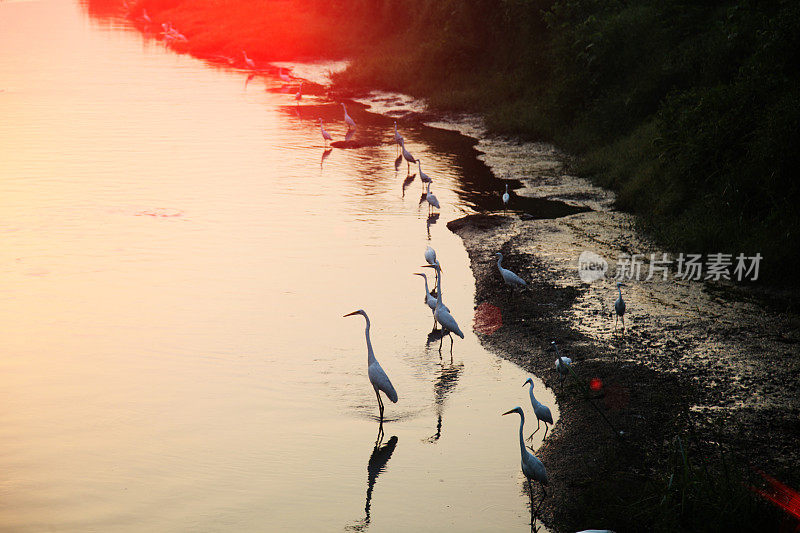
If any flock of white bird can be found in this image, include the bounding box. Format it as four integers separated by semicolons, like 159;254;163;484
126;32;627;527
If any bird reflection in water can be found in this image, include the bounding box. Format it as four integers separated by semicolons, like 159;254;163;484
426;213;439;239
425;360;463;443
401;173;416;198
320;148;332;169
344;129;356;143
243;72;255;90
347;425;399;531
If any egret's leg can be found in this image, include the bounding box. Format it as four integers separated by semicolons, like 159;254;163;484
543;423;549;440
375;389;384;420
449;333;454;355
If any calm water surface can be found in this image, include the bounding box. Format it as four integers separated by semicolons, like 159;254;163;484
0;1;557;530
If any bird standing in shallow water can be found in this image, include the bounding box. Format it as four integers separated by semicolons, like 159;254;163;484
344;310;398;420
294;82;303;104
342;103;356;130
502;406;548;513
614;282;626;332
496;252;527;291
242;50;255;69
279;67;291;83
417;160;432;189
425;182;440;213
502;184;509;210
319;118;333;146
523;378;553;440
424;246;437;267
421;262;463;352
393;121;404;156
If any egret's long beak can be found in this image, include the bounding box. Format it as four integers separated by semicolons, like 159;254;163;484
343;311;359;317
413;273;424;277
502;408;517;416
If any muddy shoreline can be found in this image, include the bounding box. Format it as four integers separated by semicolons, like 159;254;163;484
444;136;800;531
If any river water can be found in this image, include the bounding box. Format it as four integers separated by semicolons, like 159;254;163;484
0;1;558;530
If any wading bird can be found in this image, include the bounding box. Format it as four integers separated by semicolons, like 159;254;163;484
552;341;572;387
424;246;437;266
614;282;626;332
242;50;255;69
421;262;463;351
319;118;333;146
523;378;553;440
393;121;403;155
342;103;356;130
502;183;510;209
417;159;432;188
279;67;291;83
399;140;416;173
344;310;399;420
502;407;548;511
413;272;450;324
496;252;527;291
294;82;303;104
425;182;440;213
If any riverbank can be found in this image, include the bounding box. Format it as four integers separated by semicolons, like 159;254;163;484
444;131;800;530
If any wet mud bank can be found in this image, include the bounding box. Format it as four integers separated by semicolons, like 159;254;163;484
446;138;800;531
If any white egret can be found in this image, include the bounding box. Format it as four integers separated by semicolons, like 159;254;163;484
393;121;404;155
141;8;151;23
523;378;553;440
424;246;437;266
552;341;573;387
294;82;303;104
279;67;291;83
496;252;527;290
400;140;416;173
413;272;450;317
425;182;440;211
319;118;333;146
614;282;626;331
502;407;548;507
417;160;432;187
242;50;255;69
421;263;464;351
342;103;356;130
502;183;510;207
344;310;399;419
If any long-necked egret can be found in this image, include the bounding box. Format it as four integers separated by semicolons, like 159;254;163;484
502;184;510;208
294;82;303;104
141;8;151;23
424;246;437;266
425;182;440;212
421;263;463;351
242;50;255;69
614;282;626;331
319;118;333;146
393;121;403;155
496;252;527;290
344;310;398;419
279;67;291;83
523;378;553;440
502;407;548;508
342;103;356;130
413;272;450;317
400;140;416;173
417;160;432;187
552;341;573;387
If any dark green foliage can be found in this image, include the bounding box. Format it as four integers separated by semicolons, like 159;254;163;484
332;0;800;283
